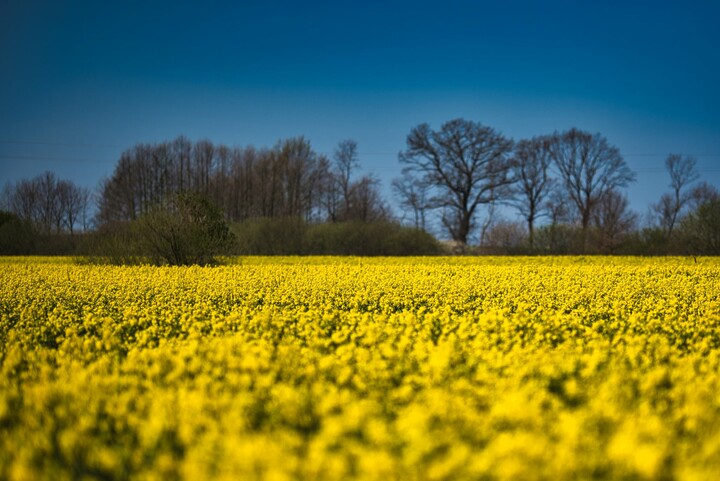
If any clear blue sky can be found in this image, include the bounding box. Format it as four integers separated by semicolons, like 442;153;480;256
2;0;719;224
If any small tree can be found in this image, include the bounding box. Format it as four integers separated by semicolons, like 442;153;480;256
652;154;698;245
136;193;233;265
592;189;637;254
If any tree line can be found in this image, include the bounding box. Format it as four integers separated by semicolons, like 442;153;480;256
1;118;719;259
96;136;388;226
393;119;718;255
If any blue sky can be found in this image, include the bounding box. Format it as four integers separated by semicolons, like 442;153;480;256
2;0;719;225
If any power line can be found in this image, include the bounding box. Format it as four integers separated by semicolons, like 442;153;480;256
0;140;124;149
3;140;720;158
1;154;718;174
0;155;107;163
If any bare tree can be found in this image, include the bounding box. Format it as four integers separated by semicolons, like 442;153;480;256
548;128;635;252
171;135;193;192
317;154;341;222
37;172;64;234
483;219;527;251
391;171;432;229
8;178;40;226
97;135;388;229
399;119;515;245
276;137;316;218
192;139;215;195
344;175;389;222
592;189;637;253
688;181;719;210
303;153;330;223
510;136;554;248
97;150;142;223
5;172;89;234
477;190;498;248
652;154;698;242
209;144;232;216
56;180;90;234
545;188;572;227
334;139;359;215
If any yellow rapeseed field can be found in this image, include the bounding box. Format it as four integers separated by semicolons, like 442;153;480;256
1;256;720;480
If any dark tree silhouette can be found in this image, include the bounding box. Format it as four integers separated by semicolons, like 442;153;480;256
334;139;359;216
592;189;637;254
653;154;698;243
399;119;514;245
4;172;90;235
548;128;635;252
136;193;233;265
510;136;554;248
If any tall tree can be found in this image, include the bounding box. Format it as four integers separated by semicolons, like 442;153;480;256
56;180;90;234
548;128;635;252
192;139;215;195
334;139;359;215
510;136;554;248
399;119;515;245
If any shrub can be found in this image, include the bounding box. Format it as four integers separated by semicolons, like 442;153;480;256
87;194;234;265
135;193;234;265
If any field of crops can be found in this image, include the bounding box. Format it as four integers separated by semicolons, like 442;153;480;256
2;256;720;480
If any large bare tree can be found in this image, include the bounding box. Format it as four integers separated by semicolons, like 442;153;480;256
399;119;515;245
548;128;635;252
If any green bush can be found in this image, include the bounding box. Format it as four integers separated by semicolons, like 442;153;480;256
135;193;234;265
87;194;234;265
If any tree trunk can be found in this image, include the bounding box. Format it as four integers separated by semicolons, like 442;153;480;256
527;218;534;249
